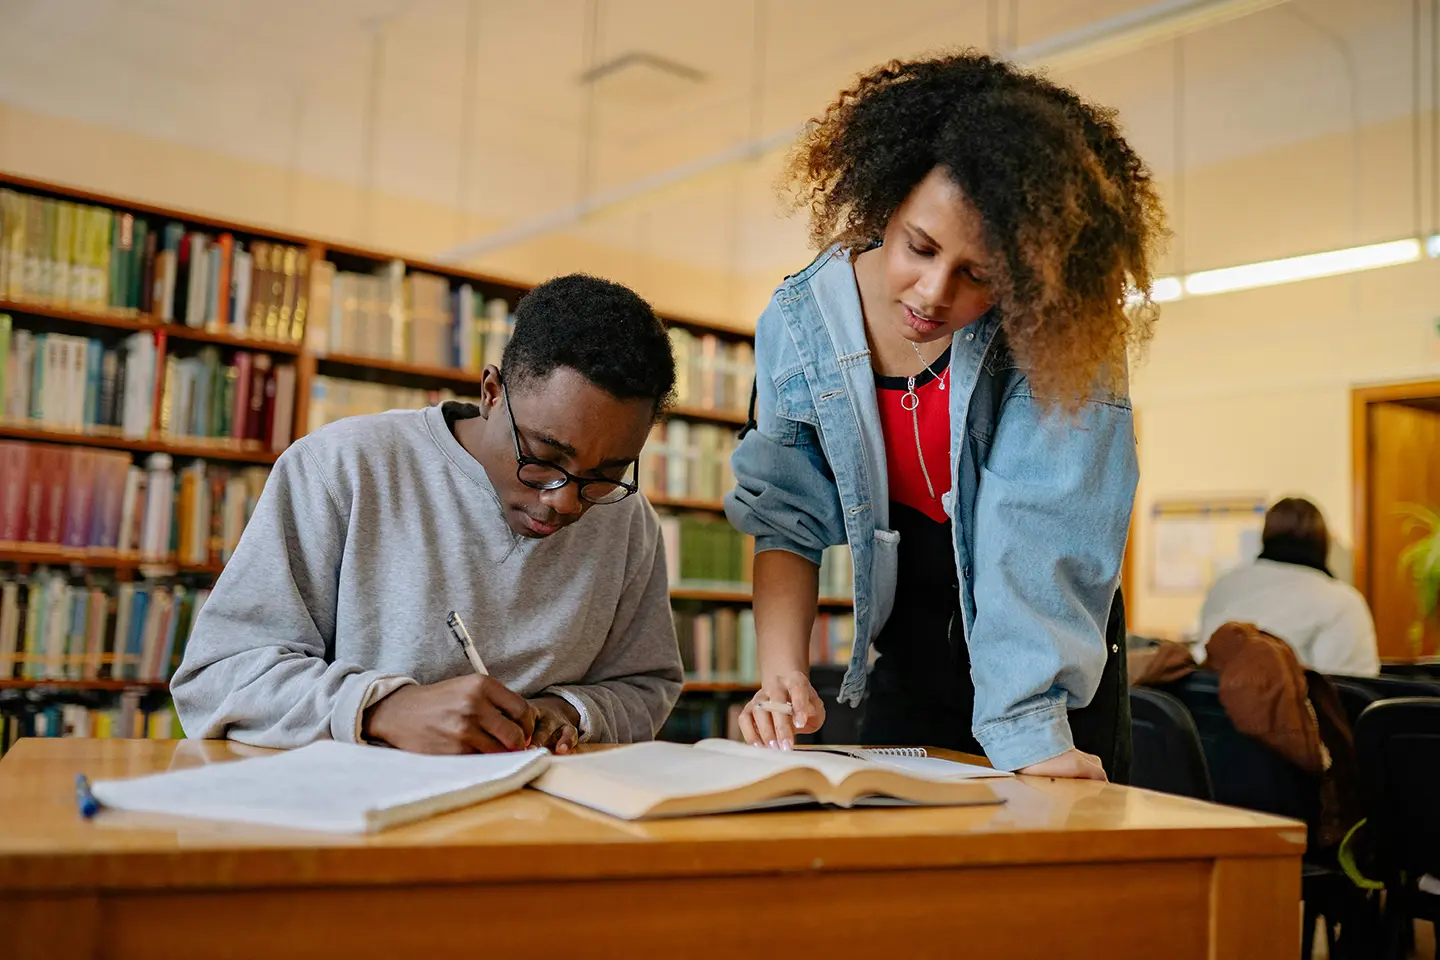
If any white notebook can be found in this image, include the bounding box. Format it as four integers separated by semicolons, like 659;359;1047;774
90;741;551;834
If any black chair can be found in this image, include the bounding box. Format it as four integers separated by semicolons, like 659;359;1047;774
1354;698;1440;959
1381;660;1440;681
799;664;863;746
1160;672;1371;959
1161;672;1316;822
1331;675;1440;729
1129;687;1212;800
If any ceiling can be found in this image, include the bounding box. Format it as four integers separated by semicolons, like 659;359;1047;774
0;0;1425;280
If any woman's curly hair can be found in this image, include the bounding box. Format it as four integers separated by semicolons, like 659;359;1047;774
785;52;1167;407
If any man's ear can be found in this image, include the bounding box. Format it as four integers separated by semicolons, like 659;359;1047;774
478;365;503;419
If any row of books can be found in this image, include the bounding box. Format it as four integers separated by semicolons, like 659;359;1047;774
0;189;310;342
0;571;210;683
317;262;515;372
808;613;857;667
674;608;856;681
0;692;177;758
675;607;757;680
640;420;737;503
306;376;481;434
659;515;752;586
671;328;754;416
0;321;297;450
0;441;269;565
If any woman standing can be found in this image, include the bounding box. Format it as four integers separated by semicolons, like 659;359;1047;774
725;53;1166;779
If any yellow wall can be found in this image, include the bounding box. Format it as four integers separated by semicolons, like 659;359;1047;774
1130;112;1440;637
0;100;759;332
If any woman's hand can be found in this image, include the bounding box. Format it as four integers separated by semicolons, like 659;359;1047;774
1017;748;1108;781
737;671;826;749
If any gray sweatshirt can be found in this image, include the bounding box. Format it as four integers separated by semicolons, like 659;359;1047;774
171;403;683;748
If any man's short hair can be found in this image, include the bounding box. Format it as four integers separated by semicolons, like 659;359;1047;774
502;274;676;414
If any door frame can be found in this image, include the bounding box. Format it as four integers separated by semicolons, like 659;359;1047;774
1350;378;1440;608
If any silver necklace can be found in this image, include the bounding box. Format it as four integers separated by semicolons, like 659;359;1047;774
899;340;949;501
911;340;949;391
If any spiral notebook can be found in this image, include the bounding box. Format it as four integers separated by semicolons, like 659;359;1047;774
797;745;1014;780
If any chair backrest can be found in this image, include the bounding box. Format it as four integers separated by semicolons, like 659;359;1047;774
1380;660;1440;681
1330;675;1440;729
801;664;863;746
1129;687;1213;800
1354;697;1440;879
1160;671;1317;824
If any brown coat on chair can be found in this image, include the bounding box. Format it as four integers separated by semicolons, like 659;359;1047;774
1206;621;1326;774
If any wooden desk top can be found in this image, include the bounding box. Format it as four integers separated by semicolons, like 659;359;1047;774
0;738;1306;895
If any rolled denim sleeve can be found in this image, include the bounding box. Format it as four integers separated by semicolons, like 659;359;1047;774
723;303;846;565
968;388;1137;771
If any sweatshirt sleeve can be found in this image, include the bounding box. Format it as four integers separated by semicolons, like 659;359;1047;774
544;512;683;743
170;442;413;747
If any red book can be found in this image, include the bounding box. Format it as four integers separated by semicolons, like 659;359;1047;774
20;446;47;544
231;352;252;441
262;366;278;448
61;449;96;549
247;353;272;441
37;446;73;546
0;442;30;544
149;331;167;435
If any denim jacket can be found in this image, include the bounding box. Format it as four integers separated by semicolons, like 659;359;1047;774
724;248;1138;770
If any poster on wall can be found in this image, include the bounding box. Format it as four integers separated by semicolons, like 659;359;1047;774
1150;498;1267;594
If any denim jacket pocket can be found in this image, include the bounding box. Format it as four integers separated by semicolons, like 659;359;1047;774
767;370;818;446
868;528;901;641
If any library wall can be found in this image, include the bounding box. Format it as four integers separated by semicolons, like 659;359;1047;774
1129;112;1440;638
0;100;768;333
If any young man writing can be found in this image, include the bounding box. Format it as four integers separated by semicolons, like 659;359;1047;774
172;275;683;754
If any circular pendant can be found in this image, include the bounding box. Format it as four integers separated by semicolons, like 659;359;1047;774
938;381;946;391
901;391;919;412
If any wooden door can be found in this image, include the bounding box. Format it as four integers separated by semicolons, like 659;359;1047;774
1363;399;1440;659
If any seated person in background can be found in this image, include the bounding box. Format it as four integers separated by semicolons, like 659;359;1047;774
172;275;684;753
1198;497;1379;677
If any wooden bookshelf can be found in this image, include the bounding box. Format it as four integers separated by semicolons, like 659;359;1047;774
0;679;168;692
647;494;728;513
0;549;222;575
315;352;487;389
667;404;748;428
0;300;302;355
682;677;761;692
670;584;854;610
0;423;276;463
0;423;278;464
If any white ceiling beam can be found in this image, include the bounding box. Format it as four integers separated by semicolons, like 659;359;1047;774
436;0;1292;262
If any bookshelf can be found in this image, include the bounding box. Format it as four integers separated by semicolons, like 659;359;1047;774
0;171;847;744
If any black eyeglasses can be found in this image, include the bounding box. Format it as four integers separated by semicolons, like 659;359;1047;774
502;386;638;505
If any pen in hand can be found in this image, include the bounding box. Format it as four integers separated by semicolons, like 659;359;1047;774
446;611;489;677
446;611;533;749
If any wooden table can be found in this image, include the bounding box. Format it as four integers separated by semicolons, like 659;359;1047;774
0;739;1306;960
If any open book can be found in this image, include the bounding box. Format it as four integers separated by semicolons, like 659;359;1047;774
529;739;1008;820
90;741;551;833
797;745;1014;781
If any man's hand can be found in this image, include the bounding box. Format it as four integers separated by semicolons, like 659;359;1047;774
528;695;581;755
362;675;537;754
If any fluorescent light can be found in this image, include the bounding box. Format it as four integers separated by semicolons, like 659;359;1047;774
1426;234;1440;258
1183;238;1422;296
1124;276;1182;306
1150;277;1184;302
